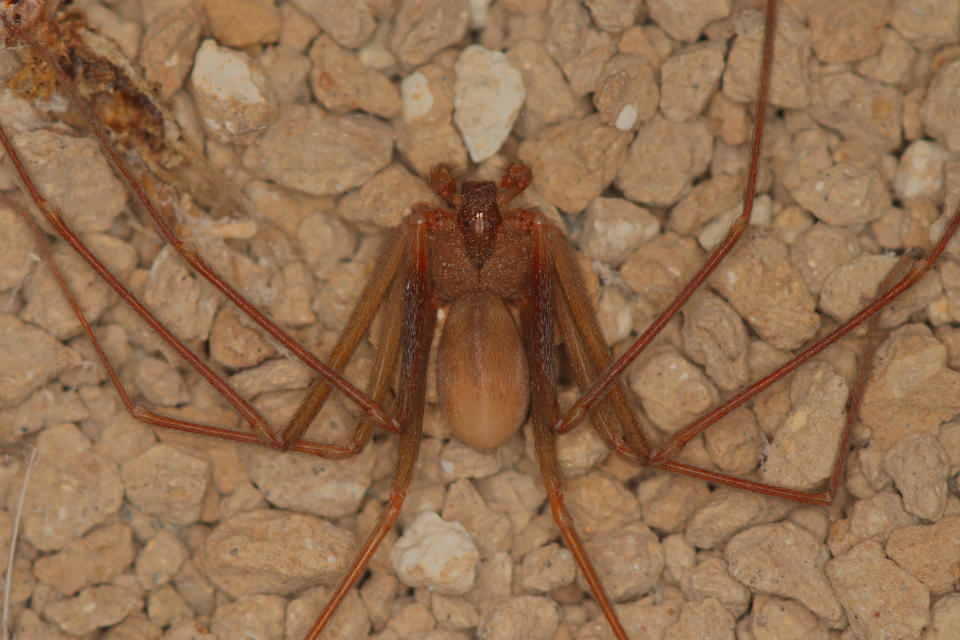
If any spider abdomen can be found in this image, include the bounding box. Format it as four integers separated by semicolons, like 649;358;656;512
436;292;529;451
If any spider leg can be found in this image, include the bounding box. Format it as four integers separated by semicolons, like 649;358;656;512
0;15;397;434
304;212;437;640
281;220;411;449
522;219;630;640
557;0;777;436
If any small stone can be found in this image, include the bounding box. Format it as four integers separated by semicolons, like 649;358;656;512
336;163;437;230
296;211;356;279
210;593;285;640
517;543;576;592
807;0;888;63
33;523;134;596
563;471;639;537
820;254;939;328
0;205;33;292
890;0;960;50
885;517;960;594
857;28;916;85
241;440;374;518
8;424;123;551
188;39;277;143
135;529;189;590
709;93;749;147
518;114;631;214
121;443;209;525
555;414;610;476
920;60;960;155
477;595;559;640
646;0;731;42
703;408;762;475
23;237;133;340
723;7;811;109
199;509;355;597
0;316;81;409
579;197;659;267
45;585;143;636
544;1;616;95
205;0;280;47
808;71;902;151
132;356;189;407
287;586;369;639
143;245;220;342
827;537;930;640
360;572;399;628
660;42;725;122
10;610;66;640
616;115;713;207
585;0;640;33
390;0;470;67
789;223;860;296
620;232;705;308
453;46;525;162
580;521;663;601
260;43;312;104
243;103;393;196
698;195;773;250
662;533;696;585
681;290;749;392
749;594;832;640
227;359;312;398
827;491;915;556
442;478;511;554
684;488;791;550
139;6;202;99
439;439;501;480
761;363;848;490
681;557;750;618
173;558;216;617
292;0;375;49
7;129;127;233
894;139;947;202
506;40;589;136
791;163;890;226
941;420;960;469
309;34;400;119
595;284;635;344
388;603;437;637
726;522;844;627
631;347;719;434
860;325;960;449
637;475;711;534
882;432;949;521
431;593;479;630
669;173;745;236
709;230;820;351
395;62;469;175
391;511;479;595
592;54;658;131
147;583;193;628
209;307;277;369
664;597;734;640
926;593;960;640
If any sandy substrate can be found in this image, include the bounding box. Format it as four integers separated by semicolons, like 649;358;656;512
0;0;959;639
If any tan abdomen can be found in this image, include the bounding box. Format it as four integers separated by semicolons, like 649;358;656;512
436;292;529;451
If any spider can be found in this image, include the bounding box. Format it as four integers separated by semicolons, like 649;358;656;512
2;0;959;638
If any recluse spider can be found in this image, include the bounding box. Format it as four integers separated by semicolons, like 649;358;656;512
2;0;960;638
